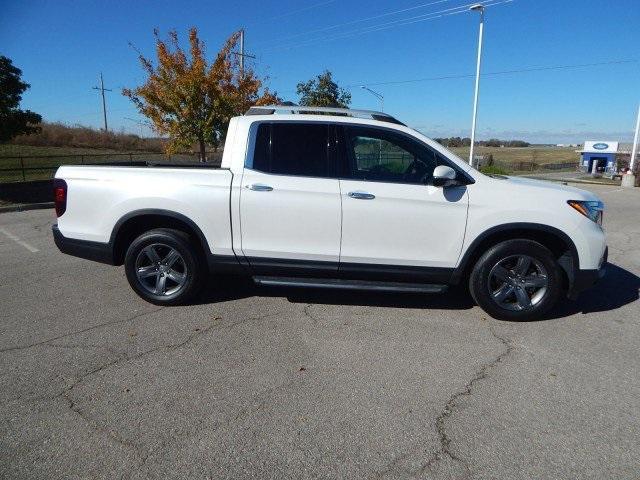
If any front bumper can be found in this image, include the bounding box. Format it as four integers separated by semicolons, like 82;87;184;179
568;246;608;300
52;224;115;264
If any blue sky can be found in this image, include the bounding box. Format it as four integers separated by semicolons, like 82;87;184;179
1;0;638;143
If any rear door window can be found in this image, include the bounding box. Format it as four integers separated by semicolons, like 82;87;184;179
252;123;330;177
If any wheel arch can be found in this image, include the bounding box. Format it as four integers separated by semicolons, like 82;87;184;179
109;209;211;266
453;223;579;289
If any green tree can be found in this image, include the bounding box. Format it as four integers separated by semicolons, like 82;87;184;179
123;28;279;162
296;70;351;108
0;56;42;142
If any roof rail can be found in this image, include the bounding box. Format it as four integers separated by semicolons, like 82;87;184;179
245;105;405;126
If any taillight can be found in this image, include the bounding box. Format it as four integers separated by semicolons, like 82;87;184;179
53;179;67;217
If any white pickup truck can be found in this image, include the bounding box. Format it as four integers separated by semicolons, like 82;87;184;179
52;106;607;320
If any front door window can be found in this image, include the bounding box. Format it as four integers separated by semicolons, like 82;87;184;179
345;126;441;184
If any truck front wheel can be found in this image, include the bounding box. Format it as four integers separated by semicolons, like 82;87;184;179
124;228;204;305
469;239;563;321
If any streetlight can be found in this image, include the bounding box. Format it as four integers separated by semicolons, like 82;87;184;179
623;102;640;188
468;3;485;165
360;85;384;112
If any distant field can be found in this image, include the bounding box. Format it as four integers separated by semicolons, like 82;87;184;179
448;146;579;165
0;144;220;182
0;145;163;182
2;144;580;163
0;144;135;157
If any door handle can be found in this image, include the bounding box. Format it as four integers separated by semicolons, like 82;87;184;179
247;183;273;192
348;191;375;200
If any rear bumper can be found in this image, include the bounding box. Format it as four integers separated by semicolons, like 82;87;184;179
52;224;115;265
568;246;607;299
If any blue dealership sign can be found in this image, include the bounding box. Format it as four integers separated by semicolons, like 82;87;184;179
593;143;609;150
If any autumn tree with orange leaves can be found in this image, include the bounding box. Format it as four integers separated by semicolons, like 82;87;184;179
123;28;279;161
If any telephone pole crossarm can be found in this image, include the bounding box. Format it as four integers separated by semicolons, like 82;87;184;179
231;29;256;77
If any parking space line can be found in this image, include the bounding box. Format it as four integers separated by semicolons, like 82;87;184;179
0;227;39;253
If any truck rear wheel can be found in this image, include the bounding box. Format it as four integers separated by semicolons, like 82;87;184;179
124;228;204;305
469;239;562;321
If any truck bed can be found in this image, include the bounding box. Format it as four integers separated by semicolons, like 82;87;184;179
54;165;234;257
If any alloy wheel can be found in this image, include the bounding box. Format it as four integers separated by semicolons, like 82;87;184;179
488;254;548;311
135;243;188;296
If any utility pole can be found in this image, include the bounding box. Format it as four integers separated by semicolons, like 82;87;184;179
92;73;112;131
233;29;256;78
468;4;485;165
240;29;245;76
232;29;257;110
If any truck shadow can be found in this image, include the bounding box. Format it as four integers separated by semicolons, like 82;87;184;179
196;263;638;320
549;263;639;319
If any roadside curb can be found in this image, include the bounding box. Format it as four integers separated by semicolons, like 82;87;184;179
521;176;621;186
0;202;54;214
560;178;621;186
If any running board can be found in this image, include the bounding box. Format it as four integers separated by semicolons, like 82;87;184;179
252;276;448;293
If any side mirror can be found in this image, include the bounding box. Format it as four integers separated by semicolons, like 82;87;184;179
432;165;458;187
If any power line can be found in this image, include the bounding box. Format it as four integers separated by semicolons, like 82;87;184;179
261;0;456;46
124;116;152;126
25;92;95;112
262;0;513;52
333;0;513;43
348;59;638;88
262;3;470;52
263;2;474;51
263;0;338;21
124;116;153;137
245;0;338;26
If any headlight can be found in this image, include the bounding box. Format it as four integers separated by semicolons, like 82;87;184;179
567;200;604;225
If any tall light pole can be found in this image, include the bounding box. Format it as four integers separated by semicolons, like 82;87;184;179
629;103;639;173
360;86;384;112
468;4;485;165
623;102;640;187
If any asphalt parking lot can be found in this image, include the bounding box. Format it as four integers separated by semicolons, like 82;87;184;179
1;183;639;480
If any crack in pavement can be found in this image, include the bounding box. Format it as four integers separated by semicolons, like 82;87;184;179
303;303;322;326
416;324;514;479
372;445;423;479
54;315;224;466
59;355;141;455
137;373;302;475
0;307;165;353
46;342;121;356
134;309;292;473
52;309;288;471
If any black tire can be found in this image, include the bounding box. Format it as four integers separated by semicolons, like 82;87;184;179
124;228;204;306
469;239;563;321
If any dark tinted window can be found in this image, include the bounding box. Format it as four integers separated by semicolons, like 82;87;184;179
252;123;329;177
253;124;271;171
343;126;442;184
